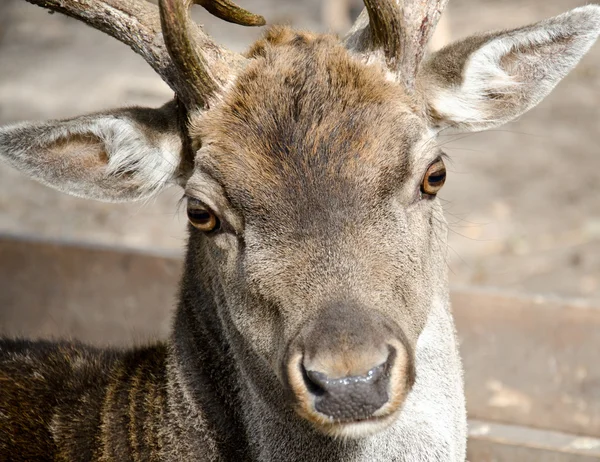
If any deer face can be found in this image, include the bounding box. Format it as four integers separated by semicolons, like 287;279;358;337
1;0;598;443
184;31;445;436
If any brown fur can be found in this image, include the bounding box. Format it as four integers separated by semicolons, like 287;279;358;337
192;30;425;243
1;29;440;459
1;3;599;458
0;340;168;461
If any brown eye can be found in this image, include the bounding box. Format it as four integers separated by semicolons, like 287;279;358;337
421;158;447;196
187;199;220;232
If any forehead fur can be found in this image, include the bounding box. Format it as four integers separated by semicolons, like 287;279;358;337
190;27;427;223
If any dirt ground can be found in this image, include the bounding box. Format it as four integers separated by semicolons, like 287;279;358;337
0;0;599;303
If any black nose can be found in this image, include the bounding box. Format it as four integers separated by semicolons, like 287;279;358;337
302;358;392;421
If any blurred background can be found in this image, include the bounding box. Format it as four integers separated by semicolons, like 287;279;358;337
0;0;598;303
1;1;600;459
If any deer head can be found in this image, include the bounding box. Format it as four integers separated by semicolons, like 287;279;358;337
1;0;599;439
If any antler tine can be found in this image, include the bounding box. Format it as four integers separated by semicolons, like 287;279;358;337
198;0;266;27
345;0;449;91
159;0;265;109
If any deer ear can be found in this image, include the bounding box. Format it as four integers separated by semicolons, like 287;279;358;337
0;100;190;202
418;5;600;132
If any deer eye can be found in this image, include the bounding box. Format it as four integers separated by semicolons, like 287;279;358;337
421;158;447;196
187;198;220;233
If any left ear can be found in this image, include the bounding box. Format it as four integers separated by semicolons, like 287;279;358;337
417;5;600;132
0;100;190;202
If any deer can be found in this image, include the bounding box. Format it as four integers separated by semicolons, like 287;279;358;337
0;0;599;460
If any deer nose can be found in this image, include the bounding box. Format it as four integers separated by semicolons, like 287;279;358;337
301;352;393;421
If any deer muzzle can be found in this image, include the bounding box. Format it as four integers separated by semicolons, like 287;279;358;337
285;302;415;437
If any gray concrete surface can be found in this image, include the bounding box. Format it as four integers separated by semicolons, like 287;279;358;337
0;0;599;302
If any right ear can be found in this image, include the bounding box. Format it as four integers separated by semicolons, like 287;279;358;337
0;100;191;202
418;6;600;132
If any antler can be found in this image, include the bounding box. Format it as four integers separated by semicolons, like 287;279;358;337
24;0;265;109
159;0;265;108
345;0;449;91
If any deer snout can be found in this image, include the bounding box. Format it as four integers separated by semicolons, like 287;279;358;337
285;303;415;437
301;349;394;421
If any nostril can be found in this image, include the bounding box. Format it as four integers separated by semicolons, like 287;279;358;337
363;363;385;383
301;365;327;397
298;350;398;421
303;361;388;394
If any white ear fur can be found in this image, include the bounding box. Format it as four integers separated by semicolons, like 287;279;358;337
420;5;600;131
0;101;187;202
65;115;182;195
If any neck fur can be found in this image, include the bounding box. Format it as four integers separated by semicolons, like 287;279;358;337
170;247;466;461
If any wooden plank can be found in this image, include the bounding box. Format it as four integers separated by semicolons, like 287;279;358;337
0;235;178;346
468;419;600;462
453;289;600;438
